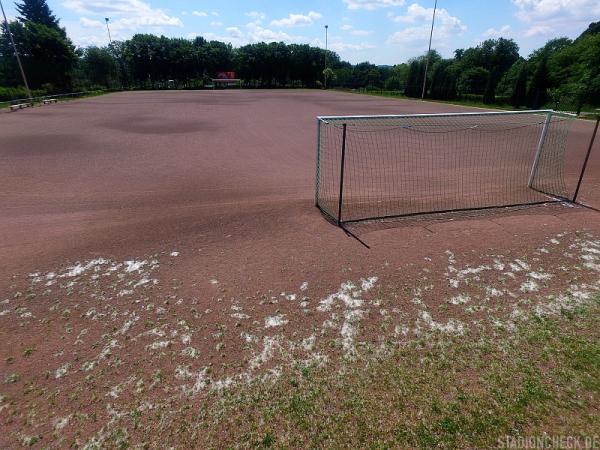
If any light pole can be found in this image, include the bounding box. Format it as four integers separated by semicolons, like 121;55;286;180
421;0;437;100
105;17;112;45
104;17;124;89
324;24;328;89
0;0;32;101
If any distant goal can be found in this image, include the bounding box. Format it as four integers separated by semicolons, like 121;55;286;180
315;110;579;226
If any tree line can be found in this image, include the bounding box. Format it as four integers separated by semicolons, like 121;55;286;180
1;0;599;110
394;25;600;110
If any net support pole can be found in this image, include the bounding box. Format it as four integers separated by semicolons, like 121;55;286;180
528;111;552;188
337;123;347;226
315;118;322;207
573;116;599;203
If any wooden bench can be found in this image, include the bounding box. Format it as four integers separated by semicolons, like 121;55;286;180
42;98;58;104
9;102;33;112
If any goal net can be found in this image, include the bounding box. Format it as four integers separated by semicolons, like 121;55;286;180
315;110;575;225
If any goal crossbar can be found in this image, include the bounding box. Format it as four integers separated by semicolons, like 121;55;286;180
317;109;575;122
315;110;580;227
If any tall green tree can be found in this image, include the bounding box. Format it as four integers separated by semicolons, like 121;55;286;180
483;70;497;104
454;38;519;102
352;62;381;88
80;47;119;88
510;65;528;108
404;52;440;98
457;67;489;95
527;54;549;108
16;0;59;29
0;0;75;89
0;21;76;89
384;75;403;90
430;59;457;100
404;59;422;97
577;21;600;40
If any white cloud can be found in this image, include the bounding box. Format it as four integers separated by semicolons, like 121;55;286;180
210;21;223;27
226;27;243;39
247;22;301;42
202;21;305;47
312;37;375;52
192;11;208;17
245;11;266;21
79;17;105;29
63;0;183;28
344;0;405;10
524;24;553;37
511;0;600;38
270;11;322;27
63;18;112;46
64;0;183;47
79;15;182;33
483;25;512;38
340;24;373;35
63;0;183;31
389;3;464;28
387;3;466;46
387;26;429;44
512;0;600;21
331;42;376;51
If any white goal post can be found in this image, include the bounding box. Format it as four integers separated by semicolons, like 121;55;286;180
315;109;578;225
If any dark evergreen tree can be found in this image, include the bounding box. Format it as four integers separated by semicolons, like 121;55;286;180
404;59;423;97
0;0;76;90
510;65;528;108
527;55;549;109
430;60;457;100
576;21;600;40
16;0;59;29
483;70;496;104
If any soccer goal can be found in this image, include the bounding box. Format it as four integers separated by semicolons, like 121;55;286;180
315;110;579;226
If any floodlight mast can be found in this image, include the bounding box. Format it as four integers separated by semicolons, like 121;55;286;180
421;0;437;100
0;0;33;102
105;18;112;44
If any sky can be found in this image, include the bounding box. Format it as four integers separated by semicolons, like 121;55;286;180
3;0;600;64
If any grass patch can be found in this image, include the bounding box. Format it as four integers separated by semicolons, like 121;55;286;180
0;89;109;109
338;88;515;111
198;301;600;449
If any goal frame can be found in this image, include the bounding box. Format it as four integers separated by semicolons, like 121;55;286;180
315;109;593;228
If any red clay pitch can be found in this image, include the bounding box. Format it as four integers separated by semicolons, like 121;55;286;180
1;90;598;276
1;90;599;447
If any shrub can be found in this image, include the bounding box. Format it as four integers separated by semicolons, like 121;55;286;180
0;86;47;102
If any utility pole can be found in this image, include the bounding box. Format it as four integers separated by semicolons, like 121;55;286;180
105;18;112;44
324;24;328;89
0;0;32;101
421;0;437;100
